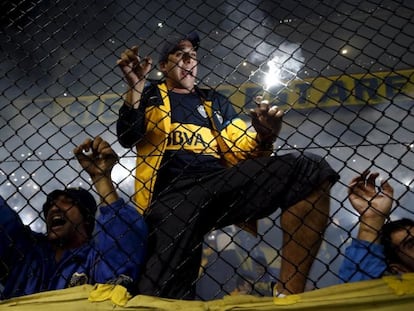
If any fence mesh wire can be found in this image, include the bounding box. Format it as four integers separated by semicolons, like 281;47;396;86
1;0;414;301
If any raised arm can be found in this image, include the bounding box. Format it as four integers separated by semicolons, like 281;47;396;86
73;136;119;205
116;46;153;148
339;170;394;282
117;46;152;109
348;170;394;243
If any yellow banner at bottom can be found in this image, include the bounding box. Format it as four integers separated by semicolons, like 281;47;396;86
1;274;414;310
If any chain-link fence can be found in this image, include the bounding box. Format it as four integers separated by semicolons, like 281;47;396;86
1;0;413;301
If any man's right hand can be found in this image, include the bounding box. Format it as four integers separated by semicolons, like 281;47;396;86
117;46;153;88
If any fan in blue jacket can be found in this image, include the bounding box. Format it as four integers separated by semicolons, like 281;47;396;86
339;170;414;282
0;136;148;299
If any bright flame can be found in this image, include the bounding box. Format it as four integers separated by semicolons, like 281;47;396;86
262;43;304;91
264;56;283;90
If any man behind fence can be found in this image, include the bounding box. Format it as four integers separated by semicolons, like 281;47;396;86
340;170;414;282
0;137;148;299
116;31;339;299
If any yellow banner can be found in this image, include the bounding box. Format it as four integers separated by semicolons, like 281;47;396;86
2;275;414;310
220;69;414;110
10;69;414;126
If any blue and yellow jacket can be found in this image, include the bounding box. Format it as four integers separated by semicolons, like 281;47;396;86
117;82;270;214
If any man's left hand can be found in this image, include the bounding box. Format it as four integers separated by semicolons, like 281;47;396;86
249;96;284;143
